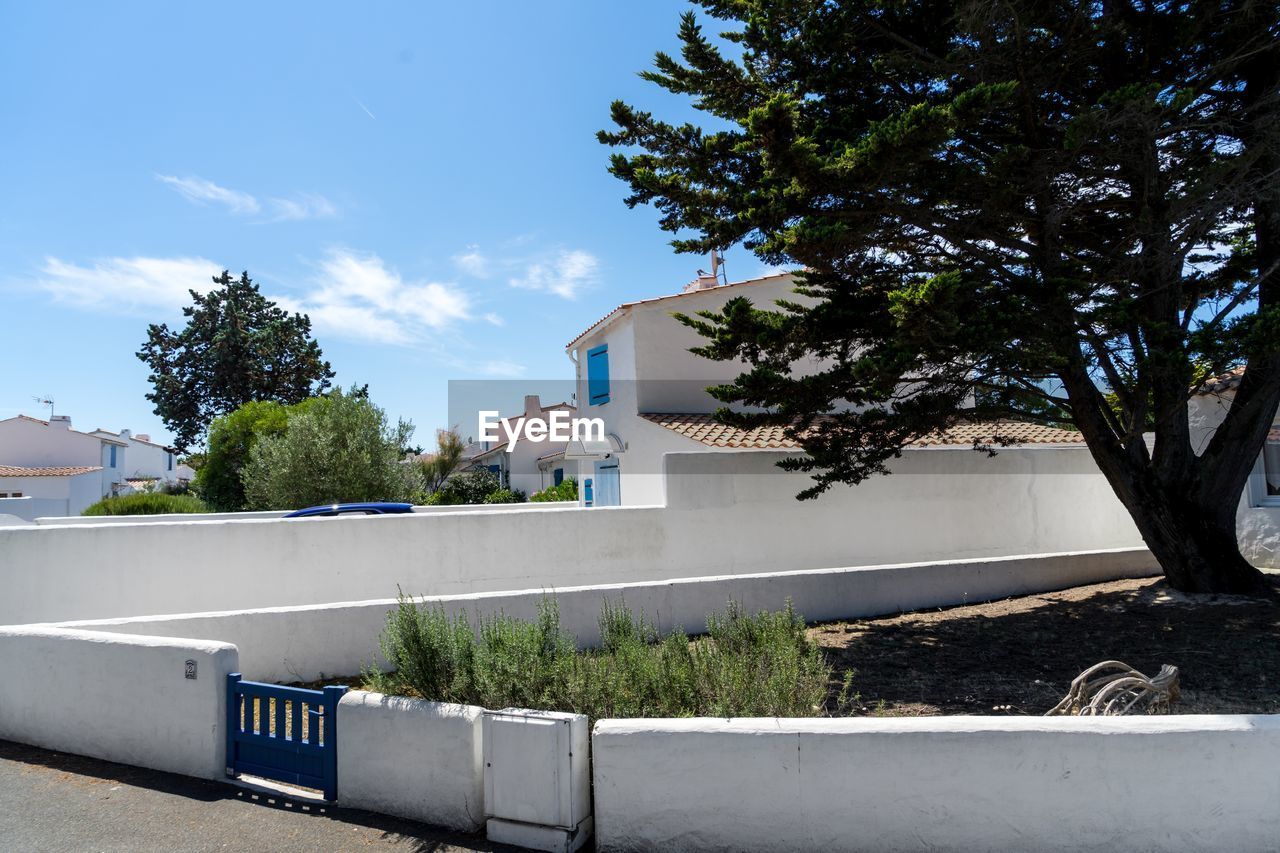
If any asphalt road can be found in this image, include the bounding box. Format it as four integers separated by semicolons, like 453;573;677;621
0;740;521;853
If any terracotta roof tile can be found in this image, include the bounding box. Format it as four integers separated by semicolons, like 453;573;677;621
0;465;103;477
639;414;1085;449
1195;366;1246;396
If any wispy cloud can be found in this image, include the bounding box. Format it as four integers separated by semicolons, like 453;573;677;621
354;97;377;120
475;360;527;377
508;249;600;300
36;256;222;312
275;249;473;345
156;174;337;222
453;246;489;278
156;175;260;215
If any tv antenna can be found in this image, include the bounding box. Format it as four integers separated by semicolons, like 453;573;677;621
32;396;55;419
696;249;728;286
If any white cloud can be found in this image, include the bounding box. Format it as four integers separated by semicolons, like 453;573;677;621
36;256;222;312
277;249;473;345
454;246;489;278
509;249;599;299
268;193;338;222
483;312;505;326
156;174;337;222
156;175;260;215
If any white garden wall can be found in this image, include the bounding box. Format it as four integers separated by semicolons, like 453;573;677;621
336;691;485;831
0;448;1143;625
592;715;1280;853
52;548;1155;683
0;626;237;780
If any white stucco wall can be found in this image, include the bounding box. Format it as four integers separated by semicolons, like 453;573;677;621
336;691;485;831
0;495;68;522
0;626;237;780
0;448;1143;625
51;548;1154;683
592;715;1280;853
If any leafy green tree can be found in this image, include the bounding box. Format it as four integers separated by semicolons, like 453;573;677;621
137;270;334;452
242;387;417;510
194;400;293;511
602;2;1280;594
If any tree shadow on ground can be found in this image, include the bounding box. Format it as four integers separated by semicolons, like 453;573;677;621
814;576;1280;716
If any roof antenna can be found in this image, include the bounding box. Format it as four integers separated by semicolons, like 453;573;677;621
32;395;54;420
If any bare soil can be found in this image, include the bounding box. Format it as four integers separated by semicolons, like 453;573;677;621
811;575;1280;716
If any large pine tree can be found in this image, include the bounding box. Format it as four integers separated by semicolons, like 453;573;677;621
137;270;334;452
601;1;1280;593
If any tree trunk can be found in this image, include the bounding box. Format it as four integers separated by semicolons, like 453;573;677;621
1120;483;1271;595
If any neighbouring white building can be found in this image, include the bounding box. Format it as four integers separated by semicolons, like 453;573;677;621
0;414;191;519
469;395;576;497
0;465;106;521
88;428;194;489
1187;367;1280;566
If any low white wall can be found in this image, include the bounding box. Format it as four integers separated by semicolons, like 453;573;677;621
336;691;485;831
592;715;1280;853
0;496;67;522
52;548;1155;683
1;448;1144;624
0;626;237;780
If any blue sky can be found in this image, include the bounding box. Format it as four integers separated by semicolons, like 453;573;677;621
0;1;767;448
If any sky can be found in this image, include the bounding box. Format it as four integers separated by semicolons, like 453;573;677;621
0;1;770;449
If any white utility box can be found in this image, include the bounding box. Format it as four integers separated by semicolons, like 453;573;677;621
482;708;592;853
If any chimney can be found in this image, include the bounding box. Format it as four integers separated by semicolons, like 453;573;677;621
135;434;150;443
523;395;542;419
120;429;132;441
49;415;72;429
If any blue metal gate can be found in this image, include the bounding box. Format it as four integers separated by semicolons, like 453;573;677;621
225;673;347;800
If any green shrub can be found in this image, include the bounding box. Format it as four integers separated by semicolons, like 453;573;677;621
366;596;841;723
482;488;526;504
242;386;417;510
428;469;511;505
531;478;577;502
83;492;210;516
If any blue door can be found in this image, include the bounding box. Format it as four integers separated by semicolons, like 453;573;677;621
593;460;620;507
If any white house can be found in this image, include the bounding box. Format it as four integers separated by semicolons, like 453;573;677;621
1187;367;1280;566
469;395;576;497
0;465;105;521
0;415;129;505
88;428;192;489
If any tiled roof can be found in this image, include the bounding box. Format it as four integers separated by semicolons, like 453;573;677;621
1195;366;1246;396
639;414;1086;449
565;271;796;350
0;465;103;477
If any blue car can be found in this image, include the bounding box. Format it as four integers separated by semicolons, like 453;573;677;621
283;502;415;518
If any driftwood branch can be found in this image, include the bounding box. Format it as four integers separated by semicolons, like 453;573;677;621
1045;660;1180;716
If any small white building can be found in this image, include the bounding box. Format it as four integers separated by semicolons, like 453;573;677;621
469;396;576;497
0;465;105;521
0;414;129;505
88;428;191;487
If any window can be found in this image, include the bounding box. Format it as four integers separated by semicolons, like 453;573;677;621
1264;428;1280;496
109;445;117;468
587;344;610;405
553;467;564;486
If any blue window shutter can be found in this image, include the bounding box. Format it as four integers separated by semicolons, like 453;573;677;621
109;446;117;467
587;344;610;405
553;468;564;486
